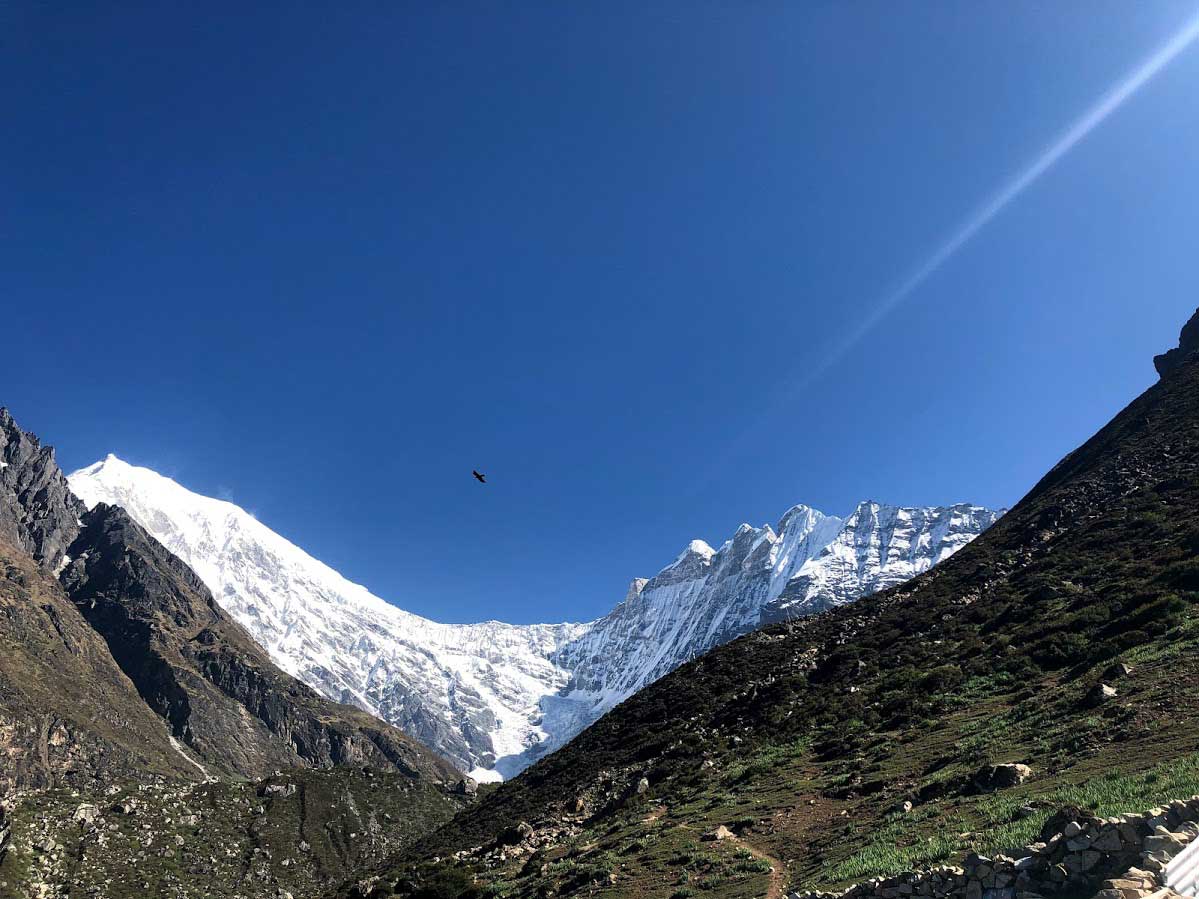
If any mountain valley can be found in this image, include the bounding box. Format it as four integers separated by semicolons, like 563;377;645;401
346;311;1199;899
68;460;999;780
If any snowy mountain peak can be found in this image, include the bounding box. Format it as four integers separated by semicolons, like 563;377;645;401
679;538;716;561
68;457;587;779
68;458;1001;779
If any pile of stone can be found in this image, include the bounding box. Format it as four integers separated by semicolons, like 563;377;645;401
789;797;1199;899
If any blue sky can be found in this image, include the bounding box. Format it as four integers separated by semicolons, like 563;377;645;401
3;2;1198;623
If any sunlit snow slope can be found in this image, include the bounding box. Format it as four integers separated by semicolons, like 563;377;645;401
69;456;1000;778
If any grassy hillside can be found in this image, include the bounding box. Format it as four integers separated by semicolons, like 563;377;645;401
347;324;1199;898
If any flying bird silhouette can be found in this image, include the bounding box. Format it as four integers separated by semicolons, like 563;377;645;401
472;470;486;484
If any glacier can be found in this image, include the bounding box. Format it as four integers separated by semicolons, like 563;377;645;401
69;455;1001;778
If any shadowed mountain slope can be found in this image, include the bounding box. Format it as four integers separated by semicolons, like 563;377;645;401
61;502;461;781
0;533;197;791
355;309;1199;899
0;410;194;790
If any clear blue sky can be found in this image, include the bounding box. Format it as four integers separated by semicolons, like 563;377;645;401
4;2;1198;624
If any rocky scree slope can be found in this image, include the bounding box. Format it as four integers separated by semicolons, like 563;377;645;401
0;408;466;897
69;458;999;778
363;309;1199;899
0;767;461;899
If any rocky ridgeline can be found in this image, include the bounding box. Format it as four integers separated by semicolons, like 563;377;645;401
790;797;1199;899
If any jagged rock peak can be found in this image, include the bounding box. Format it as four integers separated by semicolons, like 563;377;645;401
70;453;1002;779
1154;307;1199;378
0;407;85;567
624;578;648;604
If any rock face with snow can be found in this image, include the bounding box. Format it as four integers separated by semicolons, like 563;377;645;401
69;456;1001;778
761;501;1004;623
69;456;585;779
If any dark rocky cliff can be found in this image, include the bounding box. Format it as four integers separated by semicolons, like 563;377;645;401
0;534;196;792
1154;307;1199;377
60;501;461;782
0;407;461;787
0;408;85;567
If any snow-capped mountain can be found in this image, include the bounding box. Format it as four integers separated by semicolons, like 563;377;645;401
763;501;1005;622
68;456;585;780
68;456;1001;778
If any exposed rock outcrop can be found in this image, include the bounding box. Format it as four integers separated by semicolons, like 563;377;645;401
0;408;84;567
1154;308;1199;378
0;535;196;792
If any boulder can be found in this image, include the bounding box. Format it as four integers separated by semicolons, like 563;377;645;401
452;778;478;796
73;803;100;828
499;821;534;846
1086;683;1118;707
973;764;1033;792
1103;662;1133;681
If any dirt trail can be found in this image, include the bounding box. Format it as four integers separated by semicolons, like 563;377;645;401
729;833;785;899
643;804;668;824
677;816;785;899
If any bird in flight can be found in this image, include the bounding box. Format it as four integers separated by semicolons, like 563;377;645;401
472;470;486;484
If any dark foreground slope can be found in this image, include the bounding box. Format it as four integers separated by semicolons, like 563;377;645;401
0;410;467;898
359;311;1199;899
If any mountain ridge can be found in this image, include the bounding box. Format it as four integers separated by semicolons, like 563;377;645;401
69;456;1001;778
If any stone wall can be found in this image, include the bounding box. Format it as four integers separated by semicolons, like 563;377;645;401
791;797;1199;899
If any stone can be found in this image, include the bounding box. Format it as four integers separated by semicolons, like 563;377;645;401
1086;683;1118;706
1103;662;1133;681
452;778;478;796
1092;829;1123;852
73;803;100;828
499;821;534;846
1066;836;1091;852
974;764;1033;792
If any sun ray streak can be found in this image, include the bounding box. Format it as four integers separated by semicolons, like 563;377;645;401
796;10;1199;390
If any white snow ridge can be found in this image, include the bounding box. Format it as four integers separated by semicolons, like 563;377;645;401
69;456;1001;778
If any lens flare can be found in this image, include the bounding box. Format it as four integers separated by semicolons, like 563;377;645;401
799;10;1199;389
